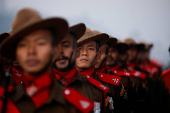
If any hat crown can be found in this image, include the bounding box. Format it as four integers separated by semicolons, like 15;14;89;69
12;8;42;33
124;38;136;44
92;30;101;35
77;27;95;43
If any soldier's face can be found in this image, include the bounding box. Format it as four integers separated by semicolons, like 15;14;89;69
106;47;118;66
95;44;106;69
76;41;97;70
118;53;128;67
53;34;76;70
127;47;137;62
16;29;53;75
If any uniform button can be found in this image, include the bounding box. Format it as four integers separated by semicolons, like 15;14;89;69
101;75;103;77
64;89;70;95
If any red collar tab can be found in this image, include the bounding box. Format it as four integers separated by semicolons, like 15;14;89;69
96;67;107;73
63;88;94;112
85;75;109;93
53;68;77;86
23;73;53;108
79;68;95;77
112;70;131;77
98;73;121;86
0;99;20;113
161;68;170;77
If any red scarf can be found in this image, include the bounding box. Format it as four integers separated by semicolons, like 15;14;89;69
78;68;95;77
96;66;107;73
53;68;77;87
22;73;53;108
11;67;23;85
127;62;136;71
106;65;119;71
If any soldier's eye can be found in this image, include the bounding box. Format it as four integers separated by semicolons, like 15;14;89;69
89;48;94;50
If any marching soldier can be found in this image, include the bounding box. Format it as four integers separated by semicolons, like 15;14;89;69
76;27;110;113
0;8;89;113
52;23;95;112
93;30;125;113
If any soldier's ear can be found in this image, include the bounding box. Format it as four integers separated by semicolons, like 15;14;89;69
96;51;102;62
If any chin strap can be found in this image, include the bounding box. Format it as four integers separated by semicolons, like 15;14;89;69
98;43;109;69
91;41;99;67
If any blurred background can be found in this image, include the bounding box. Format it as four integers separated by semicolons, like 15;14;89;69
0;0;170;69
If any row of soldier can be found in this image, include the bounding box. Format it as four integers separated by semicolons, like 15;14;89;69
0;8;169;113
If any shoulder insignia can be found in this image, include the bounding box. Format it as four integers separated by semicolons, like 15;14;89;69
63;88;94;113
112;70;131;77
98;73;121;86
161;68;170;77
85;75;109;93
130;71;146;79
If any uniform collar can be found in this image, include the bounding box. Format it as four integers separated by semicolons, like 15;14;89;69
10;80;68;106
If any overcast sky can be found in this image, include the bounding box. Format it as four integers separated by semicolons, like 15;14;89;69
0;0;170;67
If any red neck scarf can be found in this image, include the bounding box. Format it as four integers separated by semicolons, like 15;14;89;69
22;73;53;108
96;66;107;73
127;62;136;71
107;65;119;71
53;68;77;86
10;67;23;85
78;68;95;77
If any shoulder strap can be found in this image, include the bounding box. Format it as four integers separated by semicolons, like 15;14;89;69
112;70;131;77
63;88;94;113
98;73;121;86
85;75;109;93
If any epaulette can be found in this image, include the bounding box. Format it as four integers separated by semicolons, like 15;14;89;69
98;73;121;86
11;73;22;85
63;88;94;113
85;75;109;93
111;70;131;77
130;70;146;79
161;68;170;77
140;66;159;74
0;85;14;98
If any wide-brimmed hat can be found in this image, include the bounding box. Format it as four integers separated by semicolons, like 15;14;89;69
124;38;145;51
0;8;68;59
68;23;86;40
116;40;129;53
139;41;153;51
107;36;117;46
0;32;10;44
77;27;109;47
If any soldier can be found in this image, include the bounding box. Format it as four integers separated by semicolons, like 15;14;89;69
76;27;110;113
52;23;95;112
0;8;89;113
93;30;124;113
157;47;170;113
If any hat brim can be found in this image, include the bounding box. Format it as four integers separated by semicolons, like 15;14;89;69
0;18;68;59
117;43;129;53
68;23;86;40
77;33;109;47
0;33;10;44
107;38;118;46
